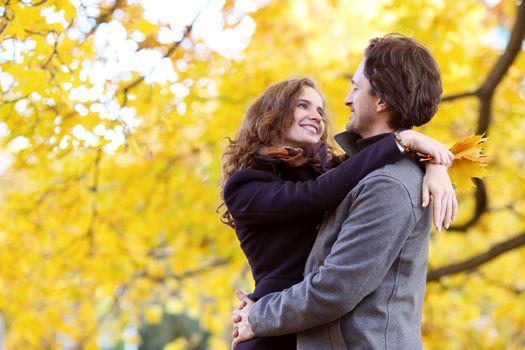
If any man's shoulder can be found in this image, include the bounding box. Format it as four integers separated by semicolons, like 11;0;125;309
356;157;424;205
380;157;423;180
363;157;423;183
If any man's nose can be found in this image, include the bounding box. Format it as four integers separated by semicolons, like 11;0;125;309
344;92;353;106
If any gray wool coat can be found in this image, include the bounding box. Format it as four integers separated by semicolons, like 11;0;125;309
248;132;432;350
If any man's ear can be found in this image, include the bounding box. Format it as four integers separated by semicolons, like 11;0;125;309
376;97;388;113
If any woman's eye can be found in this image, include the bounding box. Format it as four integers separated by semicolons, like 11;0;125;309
298;103;307;109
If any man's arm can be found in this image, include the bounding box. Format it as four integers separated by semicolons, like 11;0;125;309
247;174;422;336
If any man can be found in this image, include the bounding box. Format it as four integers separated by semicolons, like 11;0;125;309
232;34;455;349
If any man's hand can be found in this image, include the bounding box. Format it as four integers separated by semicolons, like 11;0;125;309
231;290;255;349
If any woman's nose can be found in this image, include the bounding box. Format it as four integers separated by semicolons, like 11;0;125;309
309;110;322;122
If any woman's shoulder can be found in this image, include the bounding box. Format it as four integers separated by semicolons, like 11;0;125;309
223;168;282;206
225;168;282;187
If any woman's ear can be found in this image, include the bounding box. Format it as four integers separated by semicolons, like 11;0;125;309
376;97;388;113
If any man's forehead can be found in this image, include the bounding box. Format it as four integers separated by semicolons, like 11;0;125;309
351;59;366;83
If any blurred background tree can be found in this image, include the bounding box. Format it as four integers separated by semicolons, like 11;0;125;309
0;0;523;349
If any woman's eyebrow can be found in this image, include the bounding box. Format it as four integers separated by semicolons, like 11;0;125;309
298;99;322;108
298;99;323;115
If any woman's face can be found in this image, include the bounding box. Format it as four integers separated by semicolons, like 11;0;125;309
283;86;325;148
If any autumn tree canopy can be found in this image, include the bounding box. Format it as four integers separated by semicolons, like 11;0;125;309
0;0;524;349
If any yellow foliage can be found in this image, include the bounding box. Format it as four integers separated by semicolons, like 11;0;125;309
166;297;185;314
0;0;523;349
143;304;163;325
163;338;188;350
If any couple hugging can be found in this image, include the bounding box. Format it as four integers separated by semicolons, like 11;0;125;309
220;34;457;350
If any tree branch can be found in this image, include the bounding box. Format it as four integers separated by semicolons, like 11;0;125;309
479;0;525;100
441;1;525;230
449;178;487;232
120;0;212;106
84;0;125;38
427;231;525;282
440;0;525;109
441;90;479;102
86;148;102;256
142;258;232;283
120;32;193;106
73;284;130;350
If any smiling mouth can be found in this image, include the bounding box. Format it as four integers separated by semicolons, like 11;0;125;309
300;124;318;134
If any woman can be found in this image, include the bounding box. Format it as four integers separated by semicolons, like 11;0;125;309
220;78;455;349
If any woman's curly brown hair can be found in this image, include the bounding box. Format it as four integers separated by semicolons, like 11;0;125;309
218;78;333;227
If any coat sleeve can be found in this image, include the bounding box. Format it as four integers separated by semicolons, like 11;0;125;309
248;175;421;336
224;134;402;221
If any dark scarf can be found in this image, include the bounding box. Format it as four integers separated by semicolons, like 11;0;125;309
258;142;331;172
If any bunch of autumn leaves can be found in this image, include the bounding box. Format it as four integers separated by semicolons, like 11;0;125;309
446;134;489;191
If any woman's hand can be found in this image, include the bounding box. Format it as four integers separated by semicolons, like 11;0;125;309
398;130;454;167
422;163;458;231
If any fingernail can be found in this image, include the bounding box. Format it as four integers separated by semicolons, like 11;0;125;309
445;224;449;229
436;226;441;231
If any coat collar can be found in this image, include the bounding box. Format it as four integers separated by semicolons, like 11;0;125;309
334;131;392;156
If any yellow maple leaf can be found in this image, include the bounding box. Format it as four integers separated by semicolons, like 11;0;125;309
449;159;488;190
448;134;488;191
450;134;488;161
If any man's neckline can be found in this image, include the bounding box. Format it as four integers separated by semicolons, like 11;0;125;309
334;131;392;155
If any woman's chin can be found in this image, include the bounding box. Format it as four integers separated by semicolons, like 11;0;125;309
285;136;321;148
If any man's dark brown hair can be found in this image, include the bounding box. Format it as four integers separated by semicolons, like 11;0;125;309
364;33;442;129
